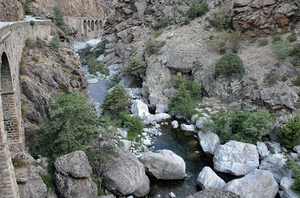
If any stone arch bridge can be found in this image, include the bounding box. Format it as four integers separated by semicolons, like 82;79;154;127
0;16;104;197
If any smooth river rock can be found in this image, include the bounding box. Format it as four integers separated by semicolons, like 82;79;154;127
138;149;186;180
198;130;220;155
197;166;225;189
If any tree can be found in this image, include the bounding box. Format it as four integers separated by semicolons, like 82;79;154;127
169;83;196;118
215;52;245;78
101;83;131;117
279;115;300;149
52;6;69;35
24;1;31;15
40;92;99;161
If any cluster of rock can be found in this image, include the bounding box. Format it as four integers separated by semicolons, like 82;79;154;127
0;0;24;21
232;0;300;36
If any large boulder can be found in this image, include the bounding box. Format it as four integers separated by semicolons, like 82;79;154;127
225;169;278;198
213;140;259;176
138;149;186;180
197;166;225;189
186;188;241;198
54;151;97;198
280;177;300;198
102;150;150;197
198;131;220;155
131;99;150;119
17;166;47;198
259;153;291;183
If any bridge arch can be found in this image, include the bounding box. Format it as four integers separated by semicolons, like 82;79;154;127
91;20;94;31
1;52;20;143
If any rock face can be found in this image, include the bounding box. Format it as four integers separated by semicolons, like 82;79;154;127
20;31;88;132
138;149;186;180
198;131;220;155
54;151;97;198
186;188;241;198
232;0;299;36
213;140;259;176
102;150;150;197
225;169;278;198
197;166;225;189
0;0;24;21
17;166;47;198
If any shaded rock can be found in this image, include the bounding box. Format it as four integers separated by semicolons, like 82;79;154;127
54;151;97;198
102;150;150;197
138;149;186;180
197;166;225;189
257;141;270;158
120;140;132;150
259;153;291;183
18;166;47;198
213;140;259;176
180;124;197;132
225;169;278;198
195;117;209;129
131;99;150;119
186;188;241;198
280;177;300;198
198;131;220;155
54;151;92;178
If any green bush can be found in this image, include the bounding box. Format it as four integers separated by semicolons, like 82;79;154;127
182;17;191;25
153;17;170;30
49;36;61;48
101;83;131;117
288;34;297;43
145;39;166;55
153;30;162;38
186;2;208;20
118;112;144;141
25;38;36;48
51;6;69;35
272;35;282;43
285;157;300;194
125;59;147;79
190;80;201;101
293;76;300;86
214;52;245;78
169;83;196;118
258;39;268;47
31;56;39;62
39;92;99;164
210;28;243;53
39;173;53;192
144;7;154;15
210;7;231;30
272;40;293;60
278;115;300;149
24;1;31;15
30;20;35;26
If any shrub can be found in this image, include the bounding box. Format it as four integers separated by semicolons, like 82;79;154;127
288;34;297;43
39;92;99;165
182;17;191;25
30;20;35;26
39;173;53;192
31;56;39;62
145;39;166;55
258;39;268;47
272;40;293;60
233;109;274;144
153;30;162;38
118;112;144;141
169;83;196;118
24;1;31;15
210;7;231;30
125;59;147;78
153;17;170;30
190;80;201;101
52;6;69;35
278;115;300;149
214;52;245;78
293;76;300;86
285;157;300;194
186;2;208;20
25;38;36;48
101;83;132;117
144;7;154;15
49;36;61;48
272;35;282;43
210;28;243;53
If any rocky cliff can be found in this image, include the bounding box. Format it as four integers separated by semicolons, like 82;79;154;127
0;0;24;21
20;25;88;135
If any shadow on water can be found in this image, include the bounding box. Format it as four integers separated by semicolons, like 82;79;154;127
147;124;237;198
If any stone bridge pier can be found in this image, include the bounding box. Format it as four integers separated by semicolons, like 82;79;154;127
0;20;51;198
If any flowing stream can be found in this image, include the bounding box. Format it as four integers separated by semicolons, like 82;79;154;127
75;42;233;198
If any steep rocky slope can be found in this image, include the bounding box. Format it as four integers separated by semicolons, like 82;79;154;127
19;25;88;135
100;0;300;114
0;0;24;21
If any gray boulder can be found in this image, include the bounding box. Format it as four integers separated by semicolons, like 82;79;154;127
102;150;150;197
131;99;150;119
186;188;241;198
180;124;197;132
54;151;92;178
280;177;300;198
138;149;186;180
259;153;291;183
213;140;259;176
256;141;270;158
198;131;220;155
225;169;278;198
54;151;97;198
18;166;47;198
197;166;225;189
